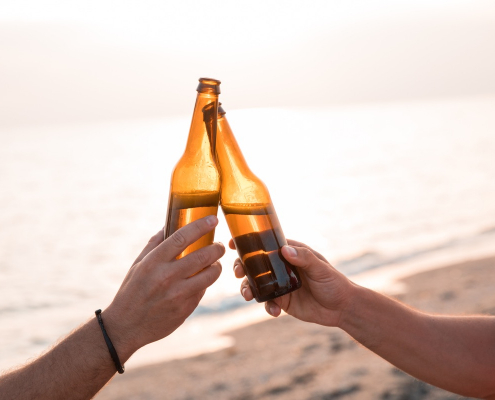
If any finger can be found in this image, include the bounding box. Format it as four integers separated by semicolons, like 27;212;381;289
233;259;245;278
265;300;281;317
186;269;216;302
272;293;291;313
282;245;334;281
155;215;218;262
181;261;222;294
286;239;328;263
132;228;164;266
240;278;254;301
174;242;225;278
228;239;236;250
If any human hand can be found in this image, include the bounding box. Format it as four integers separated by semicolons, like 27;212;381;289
103;216;225;359
232;239;354;327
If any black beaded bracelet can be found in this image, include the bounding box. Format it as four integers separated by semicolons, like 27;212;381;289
95;309;125;374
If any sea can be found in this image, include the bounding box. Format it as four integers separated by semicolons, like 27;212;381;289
1;95;495;371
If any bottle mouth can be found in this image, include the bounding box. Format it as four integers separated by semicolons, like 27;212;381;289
199;77;221;85
197;77;221;95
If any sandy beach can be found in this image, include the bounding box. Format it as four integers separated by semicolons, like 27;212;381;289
96;255;495;400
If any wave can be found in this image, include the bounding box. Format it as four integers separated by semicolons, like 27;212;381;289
480;225;495;235
0;301;60;316
337;226;495;275
192;295;252;317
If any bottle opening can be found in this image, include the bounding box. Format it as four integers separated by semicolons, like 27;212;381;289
199;77;221;85
197;77;221;95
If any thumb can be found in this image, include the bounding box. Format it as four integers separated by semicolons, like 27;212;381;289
282;245;334;282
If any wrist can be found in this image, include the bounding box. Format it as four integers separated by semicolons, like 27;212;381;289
100;308;139;362
337;283;392;353
336;282;370;331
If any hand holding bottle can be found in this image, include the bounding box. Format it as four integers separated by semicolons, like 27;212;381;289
104;216;225;358
232;239;354;327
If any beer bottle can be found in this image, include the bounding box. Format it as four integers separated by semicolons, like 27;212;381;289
216;104;302;302
164;78;221;259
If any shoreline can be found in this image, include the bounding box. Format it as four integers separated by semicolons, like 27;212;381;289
97;254;495;400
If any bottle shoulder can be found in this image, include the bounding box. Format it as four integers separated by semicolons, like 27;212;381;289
170;153;220;193
220;172;271;205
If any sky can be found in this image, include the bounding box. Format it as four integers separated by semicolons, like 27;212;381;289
1;0;495;127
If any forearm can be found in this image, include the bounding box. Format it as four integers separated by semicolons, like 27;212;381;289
0;311;134;400
0;220;223;400
340;284;495;399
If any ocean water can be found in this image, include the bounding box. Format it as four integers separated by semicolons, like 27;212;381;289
1;95;495;371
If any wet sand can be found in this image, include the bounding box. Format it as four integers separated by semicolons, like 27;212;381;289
96;256;495;400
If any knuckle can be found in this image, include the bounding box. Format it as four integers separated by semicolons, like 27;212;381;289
139;258;154;274
171;230;186;247
158;269;174;290
195;249;209;265
167;288;183;303
203;269;217;287
194;220;206;235
199;266;219;289
139;261;151;275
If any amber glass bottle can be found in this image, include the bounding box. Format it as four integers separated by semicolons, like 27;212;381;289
216;104;302;302
164;78;221;259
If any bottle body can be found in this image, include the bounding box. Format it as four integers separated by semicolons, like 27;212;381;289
216;106;301;302
165;191;219;259
222;203;301;302
164;78;221;259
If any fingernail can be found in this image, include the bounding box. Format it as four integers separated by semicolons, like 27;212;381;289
206;215;218;226
269;305;277;316
284;245;297;257
241;287;247;297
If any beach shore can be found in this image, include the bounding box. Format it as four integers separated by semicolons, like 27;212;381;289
96;255;495;400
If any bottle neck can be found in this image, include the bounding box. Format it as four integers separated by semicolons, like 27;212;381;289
184;92;219;159
216;114;252;179
216;110;271;206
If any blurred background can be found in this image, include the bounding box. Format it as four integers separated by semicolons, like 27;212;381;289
1;1;495;399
